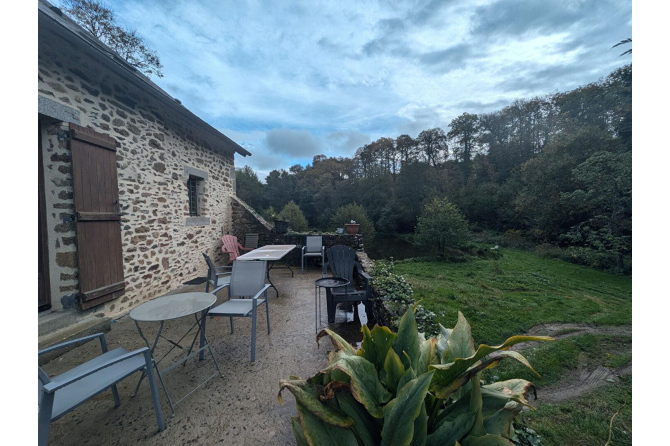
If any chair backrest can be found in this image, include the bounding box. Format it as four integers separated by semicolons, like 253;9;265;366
229;260;267;297
305;236;323;253
202;253;218;285
38;367;50;408
245;233;259;249
325;245;357;282
221;235;242;261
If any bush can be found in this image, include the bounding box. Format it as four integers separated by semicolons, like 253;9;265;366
415;198;470;257
278;201;309;232
370;260;437;335
279;307;553;446
330;202;376;239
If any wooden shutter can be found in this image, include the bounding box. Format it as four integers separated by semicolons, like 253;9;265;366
69;123;125;310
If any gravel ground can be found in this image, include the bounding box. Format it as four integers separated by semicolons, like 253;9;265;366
42;268;364;446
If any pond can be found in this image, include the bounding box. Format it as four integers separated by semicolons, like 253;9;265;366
365;235;431;260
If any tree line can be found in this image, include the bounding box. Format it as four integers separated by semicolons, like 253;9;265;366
236;65;631;270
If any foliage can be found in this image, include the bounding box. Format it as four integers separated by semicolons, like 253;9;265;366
230;66;631;271
279;306;553;446
415;198;471;256
370;260;437;335
236;165;267;212
278;200;309;232
330;203;376;239
61;0;163;77
260;206;277;223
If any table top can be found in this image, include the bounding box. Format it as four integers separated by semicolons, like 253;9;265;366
236;244;296;261
314;277;350;288
129;292;216;322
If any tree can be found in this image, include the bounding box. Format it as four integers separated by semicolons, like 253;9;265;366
415;198;470;256
447;112;480;183
416;128;448;167
235;165;266;212
61;0;164;77
329;203;376;239
278;201;309;232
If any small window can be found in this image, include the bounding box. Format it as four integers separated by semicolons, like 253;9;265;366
187;175;201;216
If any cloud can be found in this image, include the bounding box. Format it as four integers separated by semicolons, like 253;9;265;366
265;129;322;157
326;131;372;154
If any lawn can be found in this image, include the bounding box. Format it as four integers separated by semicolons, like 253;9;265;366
393;249;632;346
392;248;632;446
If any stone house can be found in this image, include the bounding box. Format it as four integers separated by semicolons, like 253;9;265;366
38;0;251;334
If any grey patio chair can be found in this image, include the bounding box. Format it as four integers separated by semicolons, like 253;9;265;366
244;233;259;249
301;235;325;273
203;252;232;294
38;333;165;446
322;245;372;323
208;260;271;361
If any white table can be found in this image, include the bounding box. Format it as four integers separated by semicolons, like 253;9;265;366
129;292;223;416
236;244;296;297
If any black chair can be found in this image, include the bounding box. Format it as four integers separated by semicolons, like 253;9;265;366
322;245;372;323
244;233;259;249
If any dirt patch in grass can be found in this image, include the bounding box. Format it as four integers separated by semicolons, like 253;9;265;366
510;323;632;405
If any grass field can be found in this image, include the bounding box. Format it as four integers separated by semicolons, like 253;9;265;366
393;249;632;345
392;248;632;446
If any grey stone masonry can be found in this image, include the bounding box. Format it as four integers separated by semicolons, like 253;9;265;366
39;26;235;318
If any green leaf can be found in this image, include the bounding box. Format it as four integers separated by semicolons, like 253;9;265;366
381;371;435;446
460;434;515;446
323;351;393;418
361;324;398;371
431;351;540;400
410;401;428;446
278;379;354;428
427;411;476;446
417;335;438;375
442;312;476;364
292;416;310;446
397;366;417;393
384;348;405;393
481;380;536;415
336;392;382;446
435;324;453;360
431;328;551;400
318;328;358;355
394;305;420;371
296;401;359;446
483;404;521;438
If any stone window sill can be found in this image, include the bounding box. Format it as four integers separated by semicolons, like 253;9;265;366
185;216;211;227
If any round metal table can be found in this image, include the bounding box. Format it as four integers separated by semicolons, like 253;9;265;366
314;277;349;333
129;292;222;416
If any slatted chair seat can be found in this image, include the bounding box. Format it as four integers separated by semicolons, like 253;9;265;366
221;235;253;264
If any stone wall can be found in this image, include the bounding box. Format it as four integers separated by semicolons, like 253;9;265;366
39;30;235;317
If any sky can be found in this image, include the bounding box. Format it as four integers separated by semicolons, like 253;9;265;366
83;0;631;181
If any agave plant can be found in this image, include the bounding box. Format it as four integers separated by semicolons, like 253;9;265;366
279;306;553;446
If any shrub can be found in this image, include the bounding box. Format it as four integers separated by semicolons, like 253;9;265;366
330;202;376;239
279;307;553;446
278;201;309;232
370;260;437;335
415;198;470;257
